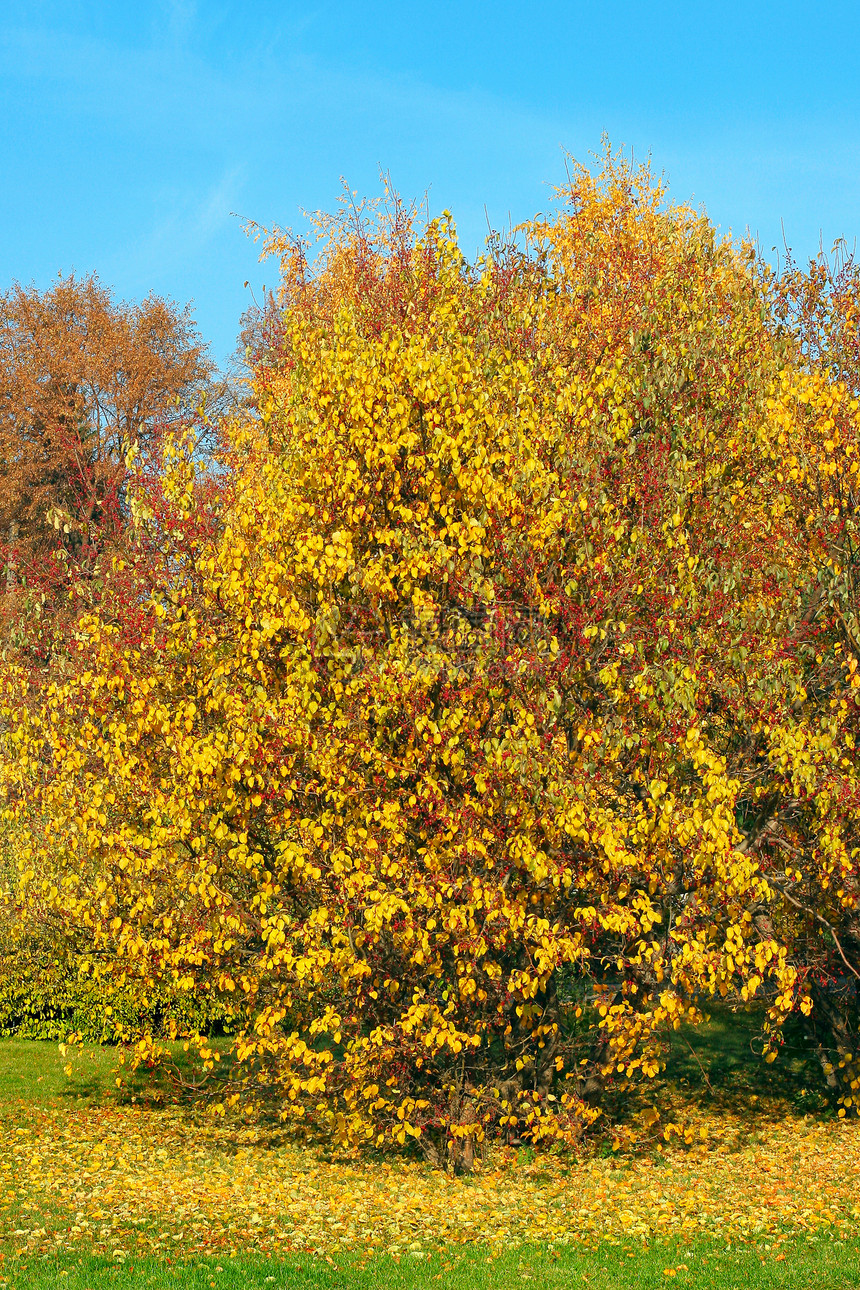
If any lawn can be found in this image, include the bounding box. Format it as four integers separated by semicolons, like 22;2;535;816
2;1021;860;1287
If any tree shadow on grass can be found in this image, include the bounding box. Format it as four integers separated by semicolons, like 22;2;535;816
612;1002;832;1136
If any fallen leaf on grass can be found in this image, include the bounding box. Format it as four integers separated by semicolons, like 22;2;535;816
3;1101;860;1259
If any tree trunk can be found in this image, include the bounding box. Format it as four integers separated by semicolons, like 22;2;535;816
804;980;860;1104
6;521;17;592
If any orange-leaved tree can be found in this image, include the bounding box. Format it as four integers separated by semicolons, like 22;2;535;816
0;273;214;579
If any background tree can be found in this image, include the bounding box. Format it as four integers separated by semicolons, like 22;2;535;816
0;274;221;1033
0;273;214;578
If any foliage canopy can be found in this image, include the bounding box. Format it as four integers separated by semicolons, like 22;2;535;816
4;151;860;1164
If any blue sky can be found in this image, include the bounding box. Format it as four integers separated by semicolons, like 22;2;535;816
2;0;860;368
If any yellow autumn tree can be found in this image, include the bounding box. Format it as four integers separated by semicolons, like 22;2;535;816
4;151;856;1162
722;247;860;1111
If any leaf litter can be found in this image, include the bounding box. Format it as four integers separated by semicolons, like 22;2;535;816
4;1097;860;1262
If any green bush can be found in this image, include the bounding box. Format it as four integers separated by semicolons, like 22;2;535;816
0;937;233;1043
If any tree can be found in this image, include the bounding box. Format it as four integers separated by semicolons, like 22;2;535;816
0;273;213;576
723;247;860;1108
3;153;852;1164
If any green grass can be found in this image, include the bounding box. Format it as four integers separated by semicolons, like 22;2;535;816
0;1002;827;1119
657;1008;828;1113
2;1237;860;1289
0;1035;238;1110
0;1039;119;1105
